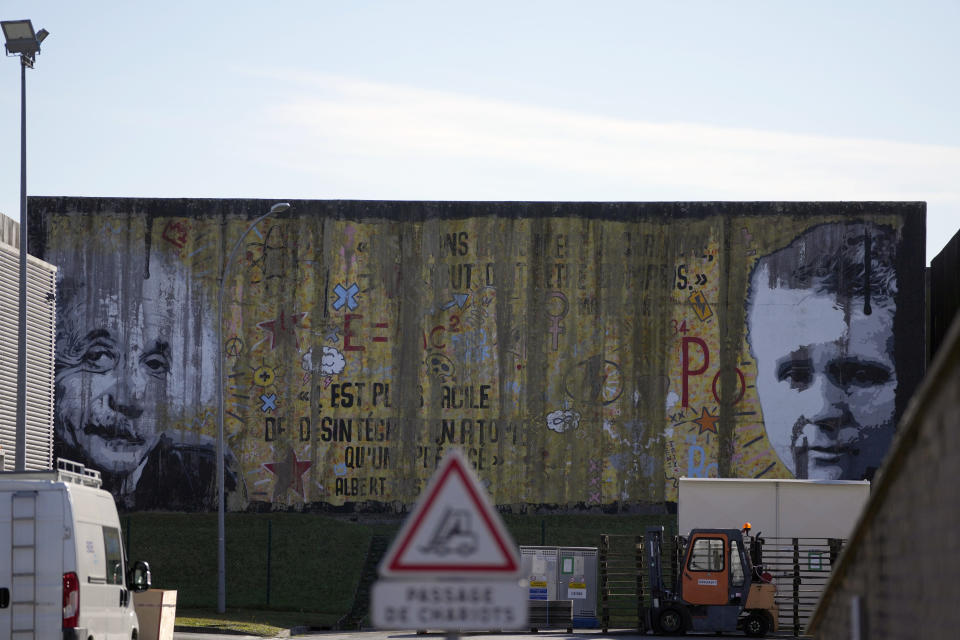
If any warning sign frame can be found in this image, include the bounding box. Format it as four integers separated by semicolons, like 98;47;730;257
378;448;521;577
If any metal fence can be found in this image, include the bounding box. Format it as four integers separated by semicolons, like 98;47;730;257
598;533;845;636
598;534;645;632
760;537;845;636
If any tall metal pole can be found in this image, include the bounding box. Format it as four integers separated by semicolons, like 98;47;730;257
216;254;227;613
217;202;289;613
14;57;28;471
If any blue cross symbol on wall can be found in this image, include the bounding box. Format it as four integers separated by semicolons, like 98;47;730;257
333;283;360;310
260;394;277;412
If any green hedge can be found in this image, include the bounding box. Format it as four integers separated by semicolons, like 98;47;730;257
124;513;372;613
124;511;676;617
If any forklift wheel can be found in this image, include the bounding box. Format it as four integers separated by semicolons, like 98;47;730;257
657;608;686;635
743;611;769;637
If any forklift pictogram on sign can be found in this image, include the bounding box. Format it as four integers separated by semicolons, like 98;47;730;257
419;508;478;556
377;449;520;576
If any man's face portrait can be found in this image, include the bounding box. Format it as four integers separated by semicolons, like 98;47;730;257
56;285;171;476
48;221;240;510
747;222;899;480
748;271;897;480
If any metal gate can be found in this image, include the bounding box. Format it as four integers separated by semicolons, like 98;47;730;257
760;537;845;636
598;531;844;636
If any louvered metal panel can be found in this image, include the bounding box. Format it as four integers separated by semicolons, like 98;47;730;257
0;240;56;471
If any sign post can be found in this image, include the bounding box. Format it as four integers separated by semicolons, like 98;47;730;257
371;449;528;633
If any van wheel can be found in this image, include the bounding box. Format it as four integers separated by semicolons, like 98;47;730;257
658;608;686;635
744;611;769;637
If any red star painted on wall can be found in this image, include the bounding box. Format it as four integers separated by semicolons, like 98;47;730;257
257;312;308;350
264;449;313;498
161;220;190;248
692;407;719;435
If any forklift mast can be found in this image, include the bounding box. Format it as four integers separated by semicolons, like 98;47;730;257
645;526;666;602
750;534;763;568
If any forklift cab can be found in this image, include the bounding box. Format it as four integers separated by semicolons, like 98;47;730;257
680;530;750;605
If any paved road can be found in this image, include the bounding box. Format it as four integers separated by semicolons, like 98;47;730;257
174;630;796;640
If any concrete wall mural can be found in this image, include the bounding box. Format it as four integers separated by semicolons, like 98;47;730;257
29;199;926;511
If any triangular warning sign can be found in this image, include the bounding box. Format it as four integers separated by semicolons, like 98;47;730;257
379;449;520;577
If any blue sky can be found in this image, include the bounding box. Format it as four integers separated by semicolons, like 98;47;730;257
1;1;957;263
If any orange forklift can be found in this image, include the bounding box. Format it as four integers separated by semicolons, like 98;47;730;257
643;525;778;636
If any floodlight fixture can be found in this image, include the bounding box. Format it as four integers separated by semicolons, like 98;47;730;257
2;19;36;46
2;19;47;65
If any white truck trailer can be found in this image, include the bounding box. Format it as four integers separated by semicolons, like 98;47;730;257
0;459;151;640
677;477;870;539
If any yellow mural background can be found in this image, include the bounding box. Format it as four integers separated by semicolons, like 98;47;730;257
44;207;909;508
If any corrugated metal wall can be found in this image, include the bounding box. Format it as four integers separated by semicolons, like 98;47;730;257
0;214;19;248
0;240;57;471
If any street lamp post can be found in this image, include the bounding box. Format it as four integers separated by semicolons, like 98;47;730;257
216;201;290;613
2;19;49;471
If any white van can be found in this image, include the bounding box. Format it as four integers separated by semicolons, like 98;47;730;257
0;459;151;640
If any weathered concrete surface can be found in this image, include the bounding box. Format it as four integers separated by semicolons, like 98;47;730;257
930;226;960;360
28;199;926;511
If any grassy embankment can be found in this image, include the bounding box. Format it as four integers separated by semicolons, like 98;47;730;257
125;511;676;635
